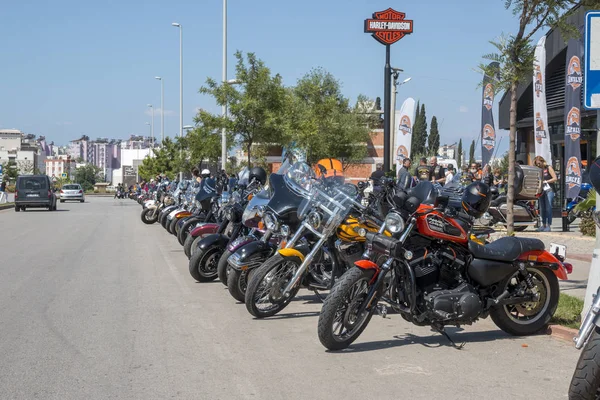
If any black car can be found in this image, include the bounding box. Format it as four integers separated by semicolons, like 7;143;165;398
14;175;57;212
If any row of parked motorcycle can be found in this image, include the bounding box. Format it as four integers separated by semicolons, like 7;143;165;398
136;155;600;399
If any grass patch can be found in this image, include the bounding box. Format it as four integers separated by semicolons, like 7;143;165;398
551;293;584;329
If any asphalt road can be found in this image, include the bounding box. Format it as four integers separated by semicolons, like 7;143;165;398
0;197;582;399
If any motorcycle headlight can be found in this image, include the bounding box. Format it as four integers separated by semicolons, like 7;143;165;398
225;207;233;221
263;212;279;232
384;212;405;234
307;211;322;229
280;224;290;237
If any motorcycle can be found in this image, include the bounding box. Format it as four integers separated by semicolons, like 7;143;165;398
244;162;384;318
225;161;299;301
566;182;593;224
188;171;266;282
317;180;572;350
141;181;173;224
568;155;600;399
480;164;543;232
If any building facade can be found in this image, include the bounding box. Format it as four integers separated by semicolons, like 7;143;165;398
497;5;595;208
45;156;75;179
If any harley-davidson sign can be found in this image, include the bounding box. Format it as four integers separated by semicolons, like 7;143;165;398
364;8;413;45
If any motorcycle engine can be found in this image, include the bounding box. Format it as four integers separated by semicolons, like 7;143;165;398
336;240;364;267
407;244;482;323
424;283;482;322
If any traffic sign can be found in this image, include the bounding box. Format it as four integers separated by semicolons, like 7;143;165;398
61;173;67;179
584;11;600;109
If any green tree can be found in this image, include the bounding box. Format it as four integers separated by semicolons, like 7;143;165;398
181;125;223;169
74;164;102;192
457;139;463;167
137;137;184;181
479;0;594;235
469;140;475;165
288;68;371;166
428;116;440;156
2;160;19;183
411;103;428;156
198;51;288;167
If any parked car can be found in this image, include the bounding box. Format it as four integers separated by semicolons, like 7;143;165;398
59;184;85;203
14;175;57;212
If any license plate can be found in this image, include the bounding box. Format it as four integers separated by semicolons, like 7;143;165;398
27;193;39;197
550;243;567;260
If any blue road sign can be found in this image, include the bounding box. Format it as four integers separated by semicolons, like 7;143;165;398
584;11;600;109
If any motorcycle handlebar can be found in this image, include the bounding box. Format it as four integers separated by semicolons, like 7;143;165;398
365;232;397;255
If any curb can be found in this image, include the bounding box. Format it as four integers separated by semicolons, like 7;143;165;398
547;324;578;343
0;203;14;211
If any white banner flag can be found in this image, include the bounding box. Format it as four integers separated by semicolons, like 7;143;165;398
533;36;552;164
394;97;416;170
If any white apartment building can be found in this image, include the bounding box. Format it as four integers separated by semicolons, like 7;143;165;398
45;156;75;179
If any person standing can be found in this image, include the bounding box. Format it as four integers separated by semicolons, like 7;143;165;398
429;156;446;186
493;168;504;190
415;157;431;182
397;158;413;190
0;179;7;204
533;156;557;232
370;163;386;192
444;164;455;185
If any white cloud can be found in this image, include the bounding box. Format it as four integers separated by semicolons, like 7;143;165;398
459;106;468;113
145;108;176;117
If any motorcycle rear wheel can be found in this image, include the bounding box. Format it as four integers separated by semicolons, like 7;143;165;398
317;267;377;351
245;254;302;318
569;326;600;400
568;209;578;224
168;217;178;235
490;266;559;336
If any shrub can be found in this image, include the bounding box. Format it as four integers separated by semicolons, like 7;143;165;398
6;184;15;193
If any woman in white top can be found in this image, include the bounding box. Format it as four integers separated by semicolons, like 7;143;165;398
445;164;455;185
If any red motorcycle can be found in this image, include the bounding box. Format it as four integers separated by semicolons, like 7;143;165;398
318;181;572;351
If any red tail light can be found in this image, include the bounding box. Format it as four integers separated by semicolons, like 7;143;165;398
564;263;573;274
15;190;18;199
60;190;64;193
79;190;83;194
48;190;52;198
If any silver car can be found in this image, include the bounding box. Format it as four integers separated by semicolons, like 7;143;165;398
59;184;85;203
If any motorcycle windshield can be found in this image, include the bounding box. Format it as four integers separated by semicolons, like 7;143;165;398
242;189;270;227
408;181;438;205
196;178;217;202
266;174;303;223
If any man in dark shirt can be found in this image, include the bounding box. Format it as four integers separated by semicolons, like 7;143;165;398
430;156;446;185
397;158;413;190
415;157;431;182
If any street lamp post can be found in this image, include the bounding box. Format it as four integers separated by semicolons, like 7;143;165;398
147;104;154;147
172;23;183;143
221;0;228;170
145;122;151;147
389;70;411;167
155;76;164;145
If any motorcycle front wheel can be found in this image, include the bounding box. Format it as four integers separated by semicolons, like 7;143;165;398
317;267;377;351
569;326;600;400
490;266;559;336
568;209;578;224
217;249;233;285
244;254;302;318
141;208;158;224
188;245;222;282
178;218;201;246
227;268;255;303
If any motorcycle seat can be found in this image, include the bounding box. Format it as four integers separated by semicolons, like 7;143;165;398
468;236;545;262
490;195;506;207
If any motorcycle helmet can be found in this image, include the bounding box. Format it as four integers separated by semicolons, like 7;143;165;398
461;182;492;218
249;167;267;185
201;169;211;178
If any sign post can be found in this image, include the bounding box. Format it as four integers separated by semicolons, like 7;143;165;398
582;10;600;319
364;8;413;172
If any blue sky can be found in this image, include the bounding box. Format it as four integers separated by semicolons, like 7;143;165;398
0;0;531;157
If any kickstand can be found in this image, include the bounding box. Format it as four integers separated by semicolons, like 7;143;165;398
313;290;325;303
434;326;466;350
